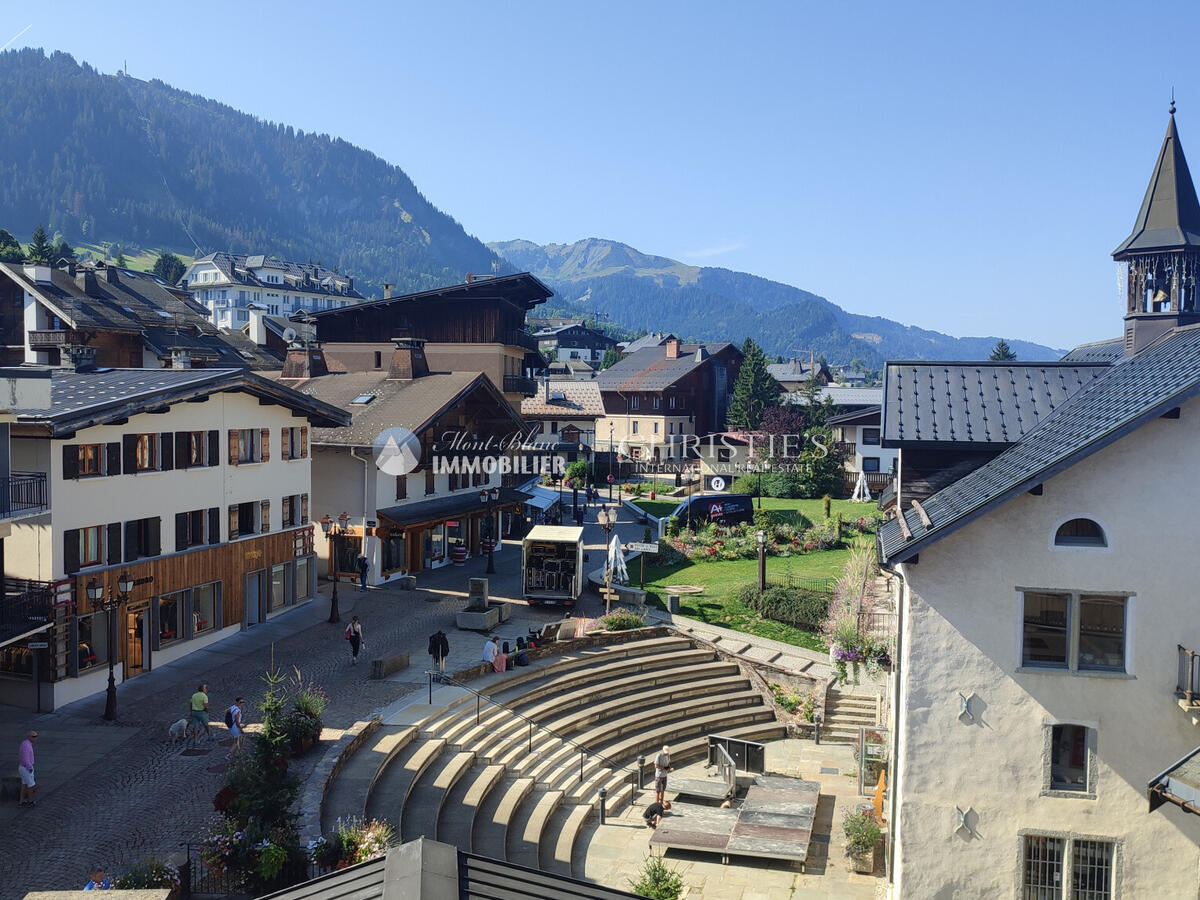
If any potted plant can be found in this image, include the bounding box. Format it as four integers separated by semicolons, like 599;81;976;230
843;809;881;874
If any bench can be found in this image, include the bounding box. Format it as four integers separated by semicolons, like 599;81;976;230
370;652;410;680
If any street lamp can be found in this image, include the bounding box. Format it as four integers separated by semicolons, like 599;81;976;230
756;530;767;594
597;507;617;613
320;512;352;624
85;571;135;721
479;486;501;574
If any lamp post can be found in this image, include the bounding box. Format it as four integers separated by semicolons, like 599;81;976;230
320;512;351;624
609;423;615;498
597;506;617;613
479;486;500;574
757;530;767;595
85;571;135;722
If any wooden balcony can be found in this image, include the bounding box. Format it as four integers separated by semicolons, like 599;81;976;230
28;329;74;348
504;330;541;353
834;442;857;457
842;470;893;495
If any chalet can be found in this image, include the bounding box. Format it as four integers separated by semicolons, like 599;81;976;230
0;260;277;370
293;273;553;411
181;252;363;328
767;356;831;391
878;107;1200;899
827;405;896;496
618;331;674;355
274;338;531;582
595;338;742;463
521;380;604;449
546;358;597;380
533;322;618;363
0;362;348;710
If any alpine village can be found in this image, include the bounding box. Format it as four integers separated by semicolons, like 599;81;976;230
0;28;1197;900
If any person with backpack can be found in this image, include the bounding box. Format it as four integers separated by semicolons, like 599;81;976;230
357;554;370;592
428;630;450;673
346;616;364;665
225;696;245;759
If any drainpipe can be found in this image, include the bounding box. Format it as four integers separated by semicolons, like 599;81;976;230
881;555;905;886
350;448;372;576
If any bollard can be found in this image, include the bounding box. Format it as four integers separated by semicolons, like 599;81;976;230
581;750;585;783
428;671;433;704
477;693;480;725
599;787;608;825
667;593;680;614
637;754;645;790
529;721;533;755
814;712;822;745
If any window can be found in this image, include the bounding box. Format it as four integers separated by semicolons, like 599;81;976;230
159;592;182;644
669;395;676;409
193;583;218;635
1022;834;1115;900
81;525;103;567
374;351;383;369
77;610;109;670
175;509;212;550
281;426;308;460
229;501;258;539
631;396;640;410
1055;519;1107;548
861;427;881;446
135;433;157;471
187;431;207;467
270;563;288;610
862;457;881;473
396;475;407;500
718;448;731;462
653;422;659;434
280;494;308;527
1021;591;1128;673
125;516;161;561
653;396;661;409
1047;724;1092;795
550;421;558;434
79;443;102;476
632;421;639;435
669;422;675;435
237;429;257;463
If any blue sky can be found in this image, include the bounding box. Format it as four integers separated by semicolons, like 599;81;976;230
8;1;1200;349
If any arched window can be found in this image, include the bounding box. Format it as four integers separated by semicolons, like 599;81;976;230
1054;518;1107;548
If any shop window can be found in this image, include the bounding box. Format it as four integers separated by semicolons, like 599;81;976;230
295;558;312;602
159;592;183;645
77;610;109;670
270;563;288;611
382;532;407;573
193;583;218;635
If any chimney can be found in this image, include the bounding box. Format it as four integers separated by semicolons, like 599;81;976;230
247;305;268;346
694;346;708;362
281;344;329;380
387;333;430;381
103;262;119;284
22;263;51;284
170;348;192;370
542;374;551;402
75;269;100;297
60;344;97;373
383;283;394;299
665;338;680;359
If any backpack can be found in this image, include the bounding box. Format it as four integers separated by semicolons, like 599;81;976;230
515;651;529;667
224;707;234;728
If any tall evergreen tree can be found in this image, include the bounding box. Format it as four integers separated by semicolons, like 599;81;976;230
599;346;620;370
726;338;783;430
152;251;186;285
27;224;51;262
989;339;1017;361
0;229;22;263
50;234;75;264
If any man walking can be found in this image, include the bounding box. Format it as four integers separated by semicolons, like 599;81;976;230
17;730;36;807
428;630;450;673
190;684;211;746
357;554;370;592
653;744;673;804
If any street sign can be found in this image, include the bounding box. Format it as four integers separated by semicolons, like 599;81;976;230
626;542;658;553
27;642;48;650
607;474;614;483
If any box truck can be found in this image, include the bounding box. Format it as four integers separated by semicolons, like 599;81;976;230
522;525;586;606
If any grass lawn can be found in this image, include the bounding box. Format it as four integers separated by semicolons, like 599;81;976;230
632;495;875;528
631;498;680;519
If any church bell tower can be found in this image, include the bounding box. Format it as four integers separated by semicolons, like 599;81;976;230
1114;101;1200;354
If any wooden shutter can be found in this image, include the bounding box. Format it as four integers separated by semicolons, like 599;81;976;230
228;504;239;540
260;428;270;462
396;475;407;500
300;493;309;524
148;516;161;556
300;426;308;458
175;433;190;470
106;522;122;565
260;499;270;533
228;429;240;466
281;496;292;528
280;427;291;461
123;434;138;474
63;529;80;575
207;507;220;544
207;430;219;467
125;520;140;562
175;512;188;552
63;444;80;480
105;442;121;476
160;433;174;471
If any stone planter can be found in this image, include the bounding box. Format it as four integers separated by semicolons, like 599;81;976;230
848;846;875;874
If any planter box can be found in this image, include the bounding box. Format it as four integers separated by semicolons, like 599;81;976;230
457;606;500;631
849;846;875;874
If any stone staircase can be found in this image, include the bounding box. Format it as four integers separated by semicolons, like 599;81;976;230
321;634;785;880
822;687;880;744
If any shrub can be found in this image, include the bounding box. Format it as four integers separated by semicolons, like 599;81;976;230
312;817;395;869
737;583;832;630
114;858;180;891
600;608;646;631
843;809;882;855
664;515;679;537
629;854;685;900
731;474;759;495
769;682;819;721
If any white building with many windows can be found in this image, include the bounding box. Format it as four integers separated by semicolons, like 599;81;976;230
181;253;363;329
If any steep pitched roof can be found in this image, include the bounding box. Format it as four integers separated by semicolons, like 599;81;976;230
521;380;604;417
189;252;363;299
598;343;737;392
302;272;552;316
881;362;1107;447
621;332;675;354
1060;337;1125;364
879;325;1200;563
1113;110;1200;256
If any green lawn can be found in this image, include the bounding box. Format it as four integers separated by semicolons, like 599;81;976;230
631;498;680;519
632;495;874;528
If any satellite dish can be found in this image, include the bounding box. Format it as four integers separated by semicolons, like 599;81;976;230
282;327;299;343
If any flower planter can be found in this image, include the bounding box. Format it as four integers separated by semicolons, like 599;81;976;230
290;736;316;756
849;846;875;874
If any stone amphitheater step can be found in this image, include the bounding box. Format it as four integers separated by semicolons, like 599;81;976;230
539;801;593;877
506;787;564;870
436;761;505;852
363;736;447;833
472;774;534;862
318;724;416;834
400;749;476;843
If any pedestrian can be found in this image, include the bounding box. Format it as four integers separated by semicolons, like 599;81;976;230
642;799;672;828
574;505;584;527
357;554;370;591
17;730;36;807
346;615;364;664
226;696;245;759
83;866;111;890
428;630;450;673
189;684;211;746
482;636;506;673
653;744;673;804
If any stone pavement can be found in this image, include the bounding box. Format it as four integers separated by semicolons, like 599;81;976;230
580;738;886;899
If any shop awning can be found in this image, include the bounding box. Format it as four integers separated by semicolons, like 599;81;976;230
523;486;562;511
378;487;533;529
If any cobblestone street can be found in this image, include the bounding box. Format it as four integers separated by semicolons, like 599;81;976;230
0;496;644;896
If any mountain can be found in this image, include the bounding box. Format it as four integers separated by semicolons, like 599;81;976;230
0;48;506;295
489;238;1064;365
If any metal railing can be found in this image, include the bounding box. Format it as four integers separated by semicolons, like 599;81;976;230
0;577;54;650
425;670;639;786
181;843;327;898
503;374;538;395
1178;645;1200;706
1;472;47;517
504;330;541;353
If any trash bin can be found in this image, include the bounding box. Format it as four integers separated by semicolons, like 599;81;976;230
668;593;680;614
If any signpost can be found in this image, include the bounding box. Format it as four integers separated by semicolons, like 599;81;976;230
626;542;658;589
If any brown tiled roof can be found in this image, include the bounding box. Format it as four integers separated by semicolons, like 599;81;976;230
521;381;603;417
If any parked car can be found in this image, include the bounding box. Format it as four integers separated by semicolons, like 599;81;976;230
670;493;755;529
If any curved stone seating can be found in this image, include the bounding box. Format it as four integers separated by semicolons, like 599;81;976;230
326;630;787;881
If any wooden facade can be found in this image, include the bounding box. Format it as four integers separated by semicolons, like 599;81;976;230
312;296;528;346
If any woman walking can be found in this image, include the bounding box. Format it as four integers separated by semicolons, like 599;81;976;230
346;616;364;665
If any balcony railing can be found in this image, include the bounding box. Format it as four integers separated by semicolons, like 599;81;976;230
842;470;894;494
503;375;538;396
834;442;857;457
505;330;541;353
0;577;54;650
0;472;47;519
28;329;73;348
1177;645;1200;711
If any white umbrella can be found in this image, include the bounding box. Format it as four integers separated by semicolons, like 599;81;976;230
608;533;630;586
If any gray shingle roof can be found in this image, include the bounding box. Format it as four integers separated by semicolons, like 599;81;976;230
191;252;364;298
598;343;735;392
879;325;1200;563
621;332;674;354
1060;337;1125;364
881;362;1107;447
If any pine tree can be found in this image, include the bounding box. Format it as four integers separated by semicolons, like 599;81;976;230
0;229;22;263
27;224;51;262
152;251;186;285
989;339;1017;361
115;247;127;267
726;338;783;430
599;346;620;370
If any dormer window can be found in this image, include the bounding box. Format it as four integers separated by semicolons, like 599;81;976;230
1054;518;1107;548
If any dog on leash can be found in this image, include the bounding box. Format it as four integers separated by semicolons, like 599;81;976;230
168;717;190;747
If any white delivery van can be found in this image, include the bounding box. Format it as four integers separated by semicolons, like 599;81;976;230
522;525;586;606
